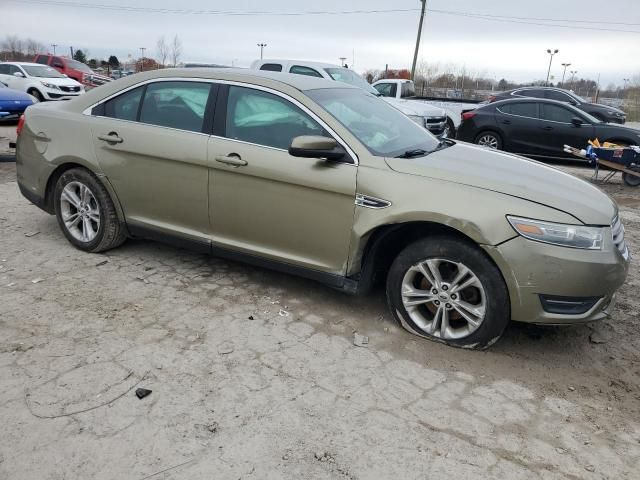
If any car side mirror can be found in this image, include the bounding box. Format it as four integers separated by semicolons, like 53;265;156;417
571;117;584;127
289;136;346;161
13;72;25;78
54;63;63;68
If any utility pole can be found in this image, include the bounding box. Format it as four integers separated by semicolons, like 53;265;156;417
139;47;146;72
560;62;571;87
70;46;74;58
569;70;577;90
410;0;426;80
257;43;267;60
545;49;558;86
51;44;58;55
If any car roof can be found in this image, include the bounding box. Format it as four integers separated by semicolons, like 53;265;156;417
488;98;582;109
62;67;361;113
0;62;44;66
253;59;343;70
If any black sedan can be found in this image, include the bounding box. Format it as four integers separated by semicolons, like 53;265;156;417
488;87;626;124
456;98;640;160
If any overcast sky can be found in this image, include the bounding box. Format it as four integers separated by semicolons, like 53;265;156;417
3;0;639;85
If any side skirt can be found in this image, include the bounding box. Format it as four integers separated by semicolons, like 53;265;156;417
128;224;358;294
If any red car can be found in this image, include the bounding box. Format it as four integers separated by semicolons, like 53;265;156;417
33;54;111;89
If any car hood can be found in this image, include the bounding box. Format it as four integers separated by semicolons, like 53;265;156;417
33;77;82;87
383;97;446;117
0;87;33;102
589;103;625;115
385;142;616;225
595;123;640;137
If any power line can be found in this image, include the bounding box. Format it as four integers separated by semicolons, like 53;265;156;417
6;0;640;33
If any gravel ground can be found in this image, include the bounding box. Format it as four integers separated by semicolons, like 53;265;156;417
0;124;639;479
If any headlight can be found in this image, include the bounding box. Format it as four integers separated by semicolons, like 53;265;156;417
407;115;426;128
40;82;59;90
507;216;603;250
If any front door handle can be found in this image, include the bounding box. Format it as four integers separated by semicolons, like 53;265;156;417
500;119;511;125
98;132;124;144
542;126;554;131
215;155;248;167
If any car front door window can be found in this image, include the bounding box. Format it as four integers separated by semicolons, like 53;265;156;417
225;86;326;150
540;104;577;123
373;83;396;97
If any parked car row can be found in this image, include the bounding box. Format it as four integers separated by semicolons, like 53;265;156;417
34;54;112;88
251;59;451;138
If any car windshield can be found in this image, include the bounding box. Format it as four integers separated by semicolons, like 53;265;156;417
307;88;439;157
21;65;66;78
66;59;93;73
324;68;379;95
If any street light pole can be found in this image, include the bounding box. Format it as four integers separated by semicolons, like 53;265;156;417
569;70;577;90
51;44;58;55
545;49;558;86
139;47;146;72
339;57;347;67
257;43;267;60
560;62;571;87
410;0;427;80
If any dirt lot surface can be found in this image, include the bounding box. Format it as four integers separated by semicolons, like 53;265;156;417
1;125;639;479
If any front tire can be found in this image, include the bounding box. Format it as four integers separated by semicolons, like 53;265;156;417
28;89;44;102
54;168;126;252
386;237;510;349
474;131;502;150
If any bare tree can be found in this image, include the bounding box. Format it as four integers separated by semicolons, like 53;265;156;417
170;35;182;67
25;38;45;56
156;36;168;67
2;35;24;59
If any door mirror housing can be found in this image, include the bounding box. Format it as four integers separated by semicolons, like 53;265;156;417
289;136;346;161
571;117;584;127
13;71;25;78
53;63;64;68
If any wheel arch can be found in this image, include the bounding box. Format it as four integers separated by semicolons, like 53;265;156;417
353;221;505;295
43;162;125;224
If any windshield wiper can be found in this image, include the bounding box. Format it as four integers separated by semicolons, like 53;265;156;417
395;148;429;158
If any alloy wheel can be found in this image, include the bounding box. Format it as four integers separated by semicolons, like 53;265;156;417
401;258;487;340
477;134;499;149
60;181;101;242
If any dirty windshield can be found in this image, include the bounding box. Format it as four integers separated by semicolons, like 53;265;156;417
308;88;439;158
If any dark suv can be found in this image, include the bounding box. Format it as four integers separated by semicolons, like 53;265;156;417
488;87;626;124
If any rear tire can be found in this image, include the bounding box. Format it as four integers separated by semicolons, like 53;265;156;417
474;131;502;150
54;168;126;252
386;236;510;349
445;118;456;138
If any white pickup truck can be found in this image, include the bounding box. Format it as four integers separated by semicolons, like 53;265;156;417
251;59;450;138
372;79;481;134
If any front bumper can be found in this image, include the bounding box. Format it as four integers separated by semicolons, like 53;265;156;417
42;89;83;101
484;233;630;325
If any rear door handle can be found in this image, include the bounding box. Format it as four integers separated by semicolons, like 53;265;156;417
98;132;123;144
542;126;554;131
215;155;248;167
500;119;511;125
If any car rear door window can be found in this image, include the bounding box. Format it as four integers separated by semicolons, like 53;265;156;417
101;86;144;121
373;83;397;97
540;104;576;123
259;63;283;72
498;102;537;118
225;86;326;150
139;81;212;133
289;65;323;78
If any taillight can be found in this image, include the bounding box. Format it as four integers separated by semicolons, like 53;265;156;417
461;111;476;122
487;95;497;103
16;114;25;136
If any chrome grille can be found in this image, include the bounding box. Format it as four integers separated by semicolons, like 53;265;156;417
612;216;629;260
426;116;446;124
